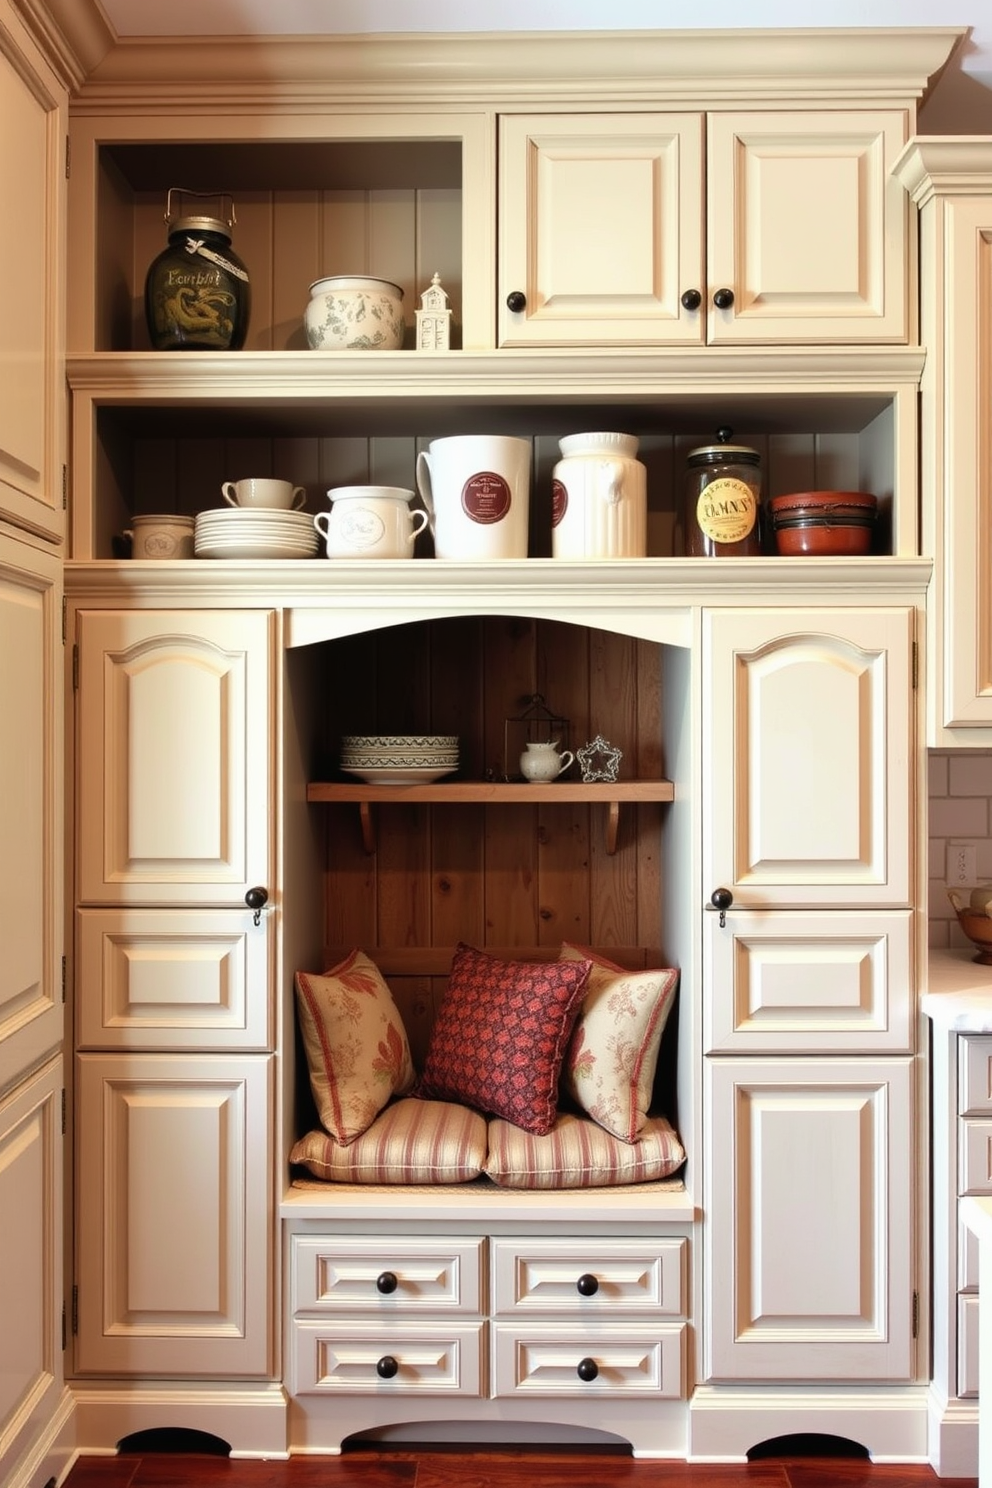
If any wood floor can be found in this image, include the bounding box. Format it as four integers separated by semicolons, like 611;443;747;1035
60;1451;980;1488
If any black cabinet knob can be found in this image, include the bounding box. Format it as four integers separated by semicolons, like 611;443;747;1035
576;1356;599;1382
244;886;268;925
680;288;702;311
506;290;527;313
376;1271;398;1294
576;1273;599;1296
710;887;733;913
713;287;735;310
376;1355;399;1379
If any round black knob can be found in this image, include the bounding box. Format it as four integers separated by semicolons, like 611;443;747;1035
576;1356;599;1382
244;886;268;912
376;1355;399;1379
713;287;735;310
710;887;734;913
376;1271;398;1295
680;288;702;311
576;1273;599;1297
506;290;527;313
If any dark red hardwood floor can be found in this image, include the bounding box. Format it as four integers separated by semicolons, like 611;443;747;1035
60;1451;979;1488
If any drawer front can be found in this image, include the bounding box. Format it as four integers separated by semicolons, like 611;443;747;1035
291;1235;484;1314
957;1293;980;1399
491;1237;686;1317
492;1322;686;1399
290;1319;485;1396
959;1037;992;1115
959;1119;992;1195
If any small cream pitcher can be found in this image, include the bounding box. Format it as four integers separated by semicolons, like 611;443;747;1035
551;431;647;559
519;741;575;782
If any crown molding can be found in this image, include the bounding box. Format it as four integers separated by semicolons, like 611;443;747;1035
68;26;966;110
11;0;115;89
894;135;992;203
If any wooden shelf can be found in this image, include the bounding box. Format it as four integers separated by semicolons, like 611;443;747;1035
306;778;674;855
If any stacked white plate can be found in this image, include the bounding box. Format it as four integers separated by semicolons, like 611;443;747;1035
194;507;320;560
340;734;459;785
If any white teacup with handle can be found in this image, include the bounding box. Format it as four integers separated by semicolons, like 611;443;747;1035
222;477;306;511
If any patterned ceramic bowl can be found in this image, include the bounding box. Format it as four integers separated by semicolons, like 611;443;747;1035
304;275;405;350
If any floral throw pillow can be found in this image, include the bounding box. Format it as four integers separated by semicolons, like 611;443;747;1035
416;943;592;1136
559;944;679;1144
295;949;415;1146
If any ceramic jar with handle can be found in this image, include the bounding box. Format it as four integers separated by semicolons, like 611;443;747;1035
519;741;575;782
314;486;428;559
551;432;647;559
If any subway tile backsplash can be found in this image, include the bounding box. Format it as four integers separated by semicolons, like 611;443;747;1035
929;750;992;947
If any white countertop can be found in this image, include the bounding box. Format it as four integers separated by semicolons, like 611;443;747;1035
923;947;992;1030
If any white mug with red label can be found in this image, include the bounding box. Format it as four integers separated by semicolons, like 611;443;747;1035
416;435;531;559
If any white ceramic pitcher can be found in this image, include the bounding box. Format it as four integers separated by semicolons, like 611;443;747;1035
416;434;531;559
551;431;647;559
519;741;575;782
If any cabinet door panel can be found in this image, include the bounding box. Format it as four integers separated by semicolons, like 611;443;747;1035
703;608;913;906
76;610;272;904
0;1058;62;1488
498;114;703;347
0;14;65;539
76;907;271;1050
707;110;907;344
75;1052;272;1376
705;1056;914;1381
705;908;913;1053
0;534;62;1092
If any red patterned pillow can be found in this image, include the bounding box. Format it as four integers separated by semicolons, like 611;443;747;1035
416;943;591;1135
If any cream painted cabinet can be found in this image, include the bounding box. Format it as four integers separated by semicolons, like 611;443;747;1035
499;109;908;348
0;1;66;543
71;607;275;1379
894;140;992;744
701;607;917;1384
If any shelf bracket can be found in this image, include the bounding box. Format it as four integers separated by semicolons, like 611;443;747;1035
359;800;376;855
606;801;620;856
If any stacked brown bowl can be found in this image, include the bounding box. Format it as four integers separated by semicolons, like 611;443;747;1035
768;490;877;556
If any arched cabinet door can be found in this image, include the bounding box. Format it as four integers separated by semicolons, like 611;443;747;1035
702;607;914;909
75;610;273;906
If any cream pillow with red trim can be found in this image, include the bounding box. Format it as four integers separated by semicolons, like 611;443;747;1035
295;950;415;1145
484;1111;685;1189
559;944;679;1144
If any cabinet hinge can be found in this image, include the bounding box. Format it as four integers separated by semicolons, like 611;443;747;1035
912;640;919;691
61;1087;66;1135
71;1285;78;1336
65;135;70;178
62;463;67;510
61;954;66;1004
61;1302;67;1351
61;596;67;644
912;1289;919;1338
72;643;79;691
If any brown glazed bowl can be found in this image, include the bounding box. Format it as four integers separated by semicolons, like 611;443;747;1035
948;889;992;965
769;490;877;556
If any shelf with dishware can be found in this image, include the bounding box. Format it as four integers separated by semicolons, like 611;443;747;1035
306;778;676;855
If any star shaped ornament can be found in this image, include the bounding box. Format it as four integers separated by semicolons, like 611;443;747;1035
576;735;623;783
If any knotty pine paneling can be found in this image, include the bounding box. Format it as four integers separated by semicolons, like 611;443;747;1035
314;616;668;980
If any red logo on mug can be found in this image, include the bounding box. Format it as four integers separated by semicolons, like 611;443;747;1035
461;472;511;525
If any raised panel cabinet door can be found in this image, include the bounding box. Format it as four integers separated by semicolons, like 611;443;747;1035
704;1055;914;1382
0;2;65;540
0;1057;63;1488
703;608;914;907
74;1051;272;1377
0;532;62;1094
75;610;273;905
706;110;908;345
498;113;704;346
704;907;913;1054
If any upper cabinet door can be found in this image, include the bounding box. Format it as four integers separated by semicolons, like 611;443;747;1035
703;608;914;908
498;113;704;347
706;110;909;345
75;610;273;906
0;6;65;541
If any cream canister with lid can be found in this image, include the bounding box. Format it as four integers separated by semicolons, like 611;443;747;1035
551;431;647;559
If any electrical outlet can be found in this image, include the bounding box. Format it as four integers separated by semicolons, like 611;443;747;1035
948;840;978;886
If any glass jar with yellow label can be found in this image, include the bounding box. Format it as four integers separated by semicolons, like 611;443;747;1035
683;428;762;557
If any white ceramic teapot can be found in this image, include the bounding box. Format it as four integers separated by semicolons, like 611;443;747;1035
519;740;575;783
